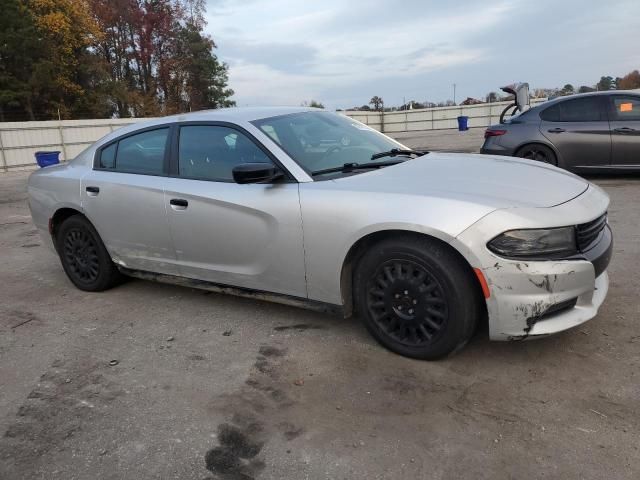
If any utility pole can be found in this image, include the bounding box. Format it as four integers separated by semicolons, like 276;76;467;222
453;83;457;105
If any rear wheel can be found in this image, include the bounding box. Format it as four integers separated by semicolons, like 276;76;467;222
516;144;557;165
56;215;122;291
354;236;480;360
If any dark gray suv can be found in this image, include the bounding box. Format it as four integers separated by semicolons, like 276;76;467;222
481;91;640;172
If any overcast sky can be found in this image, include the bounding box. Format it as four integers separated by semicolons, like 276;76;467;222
205;0;640;110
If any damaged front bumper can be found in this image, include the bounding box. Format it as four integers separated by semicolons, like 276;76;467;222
482;259;609;340
453;184;612;341
484;224;612;340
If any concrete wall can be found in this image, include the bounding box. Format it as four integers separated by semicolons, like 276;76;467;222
343;98;547;132
0;118;150;172
0;98;548;172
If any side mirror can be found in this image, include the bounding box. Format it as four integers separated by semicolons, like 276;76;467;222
232;163;284;184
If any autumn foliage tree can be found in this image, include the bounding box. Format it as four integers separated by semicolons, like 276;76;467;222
0;0;234;121
617;70;640;90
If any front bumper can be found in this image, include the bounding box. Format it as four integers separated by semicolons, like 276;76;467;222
453;184;612;340
482;259;609;340
479;224;611;340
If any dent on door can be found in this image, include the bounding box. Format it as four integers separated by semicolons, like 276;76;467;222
80;171;179;274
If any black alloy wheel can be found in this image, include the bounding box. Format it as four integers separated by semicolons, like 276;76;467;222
354;235;480;359
63;227;100;284
366;259;449;348
56;215;122;291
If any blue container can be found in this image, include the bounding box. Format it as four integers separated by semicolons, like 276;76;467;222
457;116;469;131
35;151;61;168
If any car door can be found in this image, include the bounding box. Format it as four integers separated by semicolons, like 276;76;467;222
162;122;307;298
81;126;179;274
539;95;611;167
607;94;640;166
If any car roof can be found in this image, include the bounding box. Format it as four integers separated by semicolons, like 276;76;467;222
545;89;640;105
96;106;321;147
139;106;318;127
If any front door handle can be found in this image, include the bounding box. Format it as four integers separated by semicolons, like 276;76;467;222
547;128;566;133
86;186;99;196
169;198;188;210
614;127;636;134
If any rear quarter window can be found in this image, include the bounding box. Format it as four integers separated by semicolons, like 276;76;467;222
99;143;116;169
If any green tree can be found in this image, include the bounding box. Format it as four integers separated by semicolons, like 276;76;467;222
596;76;615;91
578;85;596;93
369;96;383;111
0;0;40;120
173;22;235;111
561;84;575;95
301;100;324;108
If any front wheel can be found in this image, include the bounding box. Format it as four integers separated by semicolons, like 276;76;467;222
56;215;122;291
354;236;480;359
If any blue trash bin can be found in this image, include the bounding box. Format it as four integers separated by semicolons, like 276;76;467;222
457;116;469;132
35;151;61;168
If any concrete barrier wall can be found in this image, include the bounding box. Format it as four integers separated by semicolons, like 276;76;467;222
343;98;547;132
0;118;151;172
0;98;548;171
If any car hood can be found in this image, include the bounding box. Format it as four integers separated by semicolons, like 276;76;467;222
330;152;589;209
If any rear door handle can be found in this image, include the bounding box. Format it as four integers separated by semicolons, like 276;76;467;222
614;127;636;134
169;198;188;210
547;128;566;133
86;186;99;196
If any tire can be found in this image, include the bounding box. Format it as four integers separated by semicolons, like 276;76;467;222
515;144;557;165
55;215;122;291
354;235;480;360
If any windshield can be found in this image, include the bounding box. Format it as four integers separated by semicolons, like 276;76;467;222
251;111;407;177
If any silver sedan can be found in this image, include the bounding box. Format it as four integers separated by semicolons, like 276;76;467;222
27;107;612;359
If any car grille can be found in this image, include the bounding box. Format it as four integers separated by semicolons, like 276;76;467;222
576;213;607;251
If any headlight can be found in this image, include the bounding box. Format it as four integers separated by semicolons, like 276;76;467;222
488;227;577;258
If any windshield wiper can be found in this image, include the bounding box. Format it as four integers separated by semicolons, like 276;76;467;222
311;160;405;177
370;148;427;161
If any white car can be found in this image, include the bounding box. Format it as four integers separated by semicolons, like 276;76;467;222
27;107;612;359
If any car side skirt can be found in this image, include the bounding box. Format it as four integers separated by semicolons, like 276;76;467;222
119;267;344;317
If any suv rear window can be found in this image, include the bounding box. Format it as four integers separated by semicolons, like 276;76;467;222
541;96;605;122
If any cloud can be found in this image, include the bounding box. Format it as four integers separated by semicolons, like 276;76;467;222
205;0;640;109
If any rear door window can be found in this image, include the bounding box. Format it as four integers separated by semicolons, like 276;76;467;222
97;127;169;175
115;128;169;175
541;97;605;122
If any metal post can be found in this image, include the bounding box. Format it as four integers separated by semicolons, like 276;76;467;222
57;110;68;162
0;128;7;172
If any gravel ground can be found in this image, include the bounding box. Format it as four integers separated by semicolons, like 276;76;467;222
0;158;639;479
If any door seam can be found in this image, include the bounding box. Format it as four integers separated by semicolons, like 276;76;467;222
297;183;310;298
